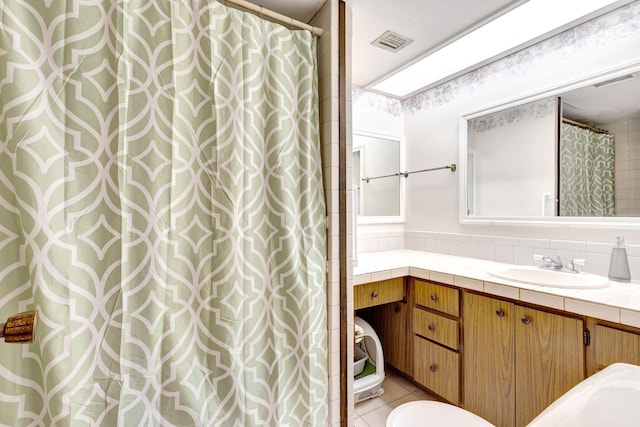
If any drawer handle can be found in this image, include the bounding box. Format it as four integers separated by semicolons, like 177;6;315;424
428;324;435;331
371;291;378;298
394;306;401;313
430;294;437;301
521;316;531;325
496;309;505;317
429;364;436;373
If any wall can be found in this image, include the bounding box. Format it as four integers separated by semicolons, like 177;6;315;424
310;1;344;425
355;2;640;268
352;90;406;254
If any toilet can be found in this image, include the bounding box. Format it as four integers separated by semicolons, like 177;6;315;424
386;401;494;427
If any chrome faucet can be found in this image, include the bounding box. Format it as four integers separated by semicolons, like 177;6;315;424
533;254;586;274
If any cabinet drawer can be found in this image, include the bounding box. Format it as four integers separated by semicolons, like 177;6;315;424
415;280;459;317
413;308;459;350
414;336;460;405
354;278;404;309
595;325;640;367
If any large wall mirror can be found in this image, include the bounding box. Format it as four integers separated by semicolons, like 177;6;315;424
353;130;405;222
460;62;640;226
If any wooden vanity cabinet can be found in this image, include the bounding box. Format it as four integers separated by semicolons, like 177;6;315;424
356;277;413;375
413;279;461;404
463;292;585;427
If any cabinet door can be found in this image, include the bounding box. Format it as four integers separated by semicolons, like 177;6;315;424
594;324;640;368
463;293;515;427
359;300;413;376
515;306;584;427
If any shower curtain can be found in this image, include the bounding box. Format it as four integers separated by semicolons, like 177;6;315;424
0;1;328;426
560;122;615;216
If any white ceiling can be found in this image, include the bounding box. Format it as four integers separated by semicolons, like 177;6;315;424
246;0;639;124
247;0;522;88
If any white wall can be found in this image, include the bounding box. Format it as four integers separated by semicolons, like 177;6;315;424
310;1;343;425
402;2;640;243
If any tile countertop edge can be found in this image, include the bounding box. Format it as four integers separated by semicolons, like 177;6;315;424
353;250;640;327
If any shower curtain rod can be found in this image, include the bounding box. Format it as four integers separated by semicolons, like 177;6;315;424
562;117;609;135
224;0;324;37
362;164;456;183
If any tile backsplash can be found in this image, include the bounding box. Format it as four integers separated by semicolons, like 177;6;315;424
357;230;640;279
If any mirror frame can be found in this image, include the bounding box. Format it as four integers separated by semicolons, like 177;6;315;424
459;60;640;228
353;129;406;224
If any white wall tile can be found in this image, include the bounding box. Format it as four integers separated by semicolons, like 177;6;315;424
449;240;463;256
513;246;535;265
551;240;587;252
462;241;479;259
520;289;564;310
430;271;454;285
520;238;550;248
621;309;640;329
371;270;393;282
478;243;495;261
565;298;620;322
455;276;483;292
494;244;514;264
484;282;520;300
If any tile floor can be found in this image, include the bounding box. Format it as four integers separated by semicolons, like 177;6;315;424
353;370;440;427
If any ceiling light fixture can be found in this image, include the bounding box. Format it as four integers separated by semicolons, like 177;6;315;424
370;0;629;99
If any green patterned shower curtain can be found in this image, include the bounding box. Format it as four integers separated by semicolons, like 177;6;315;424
0;1;327;426
560;122;615;216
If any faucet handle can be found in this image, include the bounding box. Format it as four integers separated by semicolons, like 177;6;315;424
566;258;586;272
533;254;545;261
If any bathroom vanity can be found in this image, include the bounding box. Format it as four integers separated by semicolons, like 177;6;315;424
354;250;640;427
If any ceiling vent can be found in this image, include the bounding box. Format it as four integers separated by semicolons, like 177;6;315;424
371;30;413;52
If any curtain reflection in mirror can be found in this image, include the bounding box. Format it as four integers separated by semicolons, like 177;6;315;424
559;122;615;216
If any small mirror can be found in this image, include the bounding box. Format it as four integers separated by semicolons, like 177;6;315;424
460;64;640;226
353;131;404;221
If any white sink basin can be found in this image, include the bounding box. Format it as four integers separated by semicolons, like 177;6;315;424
490;265;609;289
527;363;640;426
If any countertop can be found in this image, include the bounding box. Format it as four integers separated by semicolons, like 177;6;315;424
353;250;640;328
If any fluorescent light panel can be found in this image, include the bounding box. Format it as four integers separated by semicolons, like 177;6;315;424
371;0;624;98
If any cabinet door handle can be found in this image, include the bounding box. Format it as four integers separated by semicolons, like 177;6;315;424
371;291;378;298
394;305;401;313
430;294;437;301
496;309;505;317
429;364;436;372
428;324;435;331
521;316;531;325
